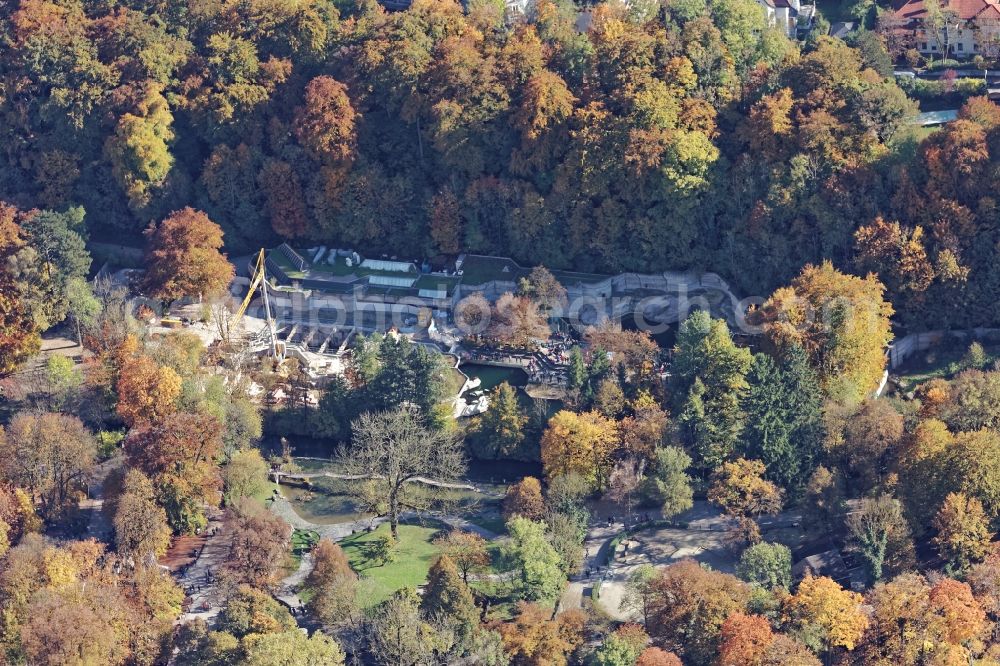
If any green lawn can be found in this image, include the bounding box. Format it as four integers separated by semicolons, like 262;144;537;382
340;523;444;607
253;480;280;506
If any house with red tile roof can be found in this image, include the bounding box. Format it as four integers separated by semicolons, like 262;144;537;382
887;0;1000;58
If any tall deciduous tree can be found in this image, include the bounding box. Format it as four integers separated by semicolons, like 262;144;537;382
240;628;345;666
420;555;478;644
221;449;269;504
337;407;465;540
222;498;291;589
116;354;182;426
518;266;568;314
114;469;171;565
242;631;345;666
367;588;441;666
862;573;987;664
503;516;565;602
636;648;683;666
218;585;297;638
503;476;546;520
0;203;40;375
716;612;773;666
757;261;893;402
933;492;993;575
541;410;618;490
489;292;551;346
646;559;750;664
847;495;915;582
307;538;358;626
434;530;491;584
143;208;234;304
708;458;783;543
0;412;96;520
834;398;904;492
125;412;223;533
106;84;175;212
258;159;308;238
497;602;586;666
293;76;357;168
784;574;868;654
736;542;792;590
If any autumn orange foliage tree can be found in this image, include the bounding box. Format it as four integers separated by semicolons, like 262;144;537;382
503;476;546;520
862;573;988;664
293;76;358;168
646;559;750;664
115;354;181;427
497;602;586;666
716;612;773;666
0;202;40;375
143;208;234;304
124;412;223;533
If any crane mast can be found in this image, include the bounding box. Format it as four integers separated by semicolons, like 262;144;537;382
232;249;279;358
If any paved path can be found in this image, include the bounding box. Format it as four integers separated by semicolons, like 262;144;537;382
273;471;480;492
275;552;313;611
174;519;230;624
559;521;622;612
584;502;806;620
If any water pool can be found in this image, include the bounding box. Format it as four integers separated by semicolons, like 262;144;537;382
459;363;529;391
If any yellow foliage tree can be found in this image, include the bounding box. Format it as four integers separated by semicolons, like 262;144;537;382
541;410;618;490
757;261;893;403
784;574;868;652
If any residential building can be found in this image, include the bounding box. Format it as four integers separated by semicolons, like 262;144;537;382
889;0;1000;58
758;0;802;37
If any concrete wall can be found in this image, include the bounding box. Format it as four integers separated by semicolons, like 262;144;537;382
888;328;1000;369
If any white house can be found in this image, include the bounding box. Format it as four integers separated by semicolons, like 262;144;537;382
758;0;802;37
889;0;1000;58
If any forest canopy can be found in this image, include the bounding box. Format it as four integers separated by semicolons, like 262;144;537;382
1;0;991;329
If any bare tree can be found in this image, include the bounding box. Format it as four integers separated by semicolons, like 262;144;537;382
607;457;646;525
338;407;466;540
489;292;551;347
518;266;568;314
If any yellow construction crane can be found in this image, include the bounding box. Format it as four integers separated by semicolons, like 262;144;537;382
232;249;279;358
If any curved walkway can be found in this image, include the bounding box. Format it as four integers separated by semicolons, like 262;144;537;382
272;471;481;492
582;502;805;620
264;486;501;612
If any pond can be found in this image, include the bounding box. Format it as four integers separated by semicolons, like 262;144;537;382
459;363;529;391
458;362;563;423
276;458;512;526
